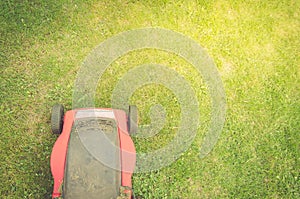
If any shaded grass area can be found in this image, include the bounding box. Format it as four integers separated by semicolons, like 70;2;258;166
1;0;299;198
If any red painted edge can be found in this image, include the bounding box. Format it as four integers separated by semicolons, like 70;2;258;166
50;110;75;198
113;110;136;188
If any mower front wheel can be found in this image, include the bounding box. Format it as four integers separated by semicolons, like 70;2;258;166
128;105;138;135
51;104;64;134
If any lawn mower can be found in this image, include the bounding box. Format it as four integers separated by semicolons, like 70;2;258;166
50;104;138;199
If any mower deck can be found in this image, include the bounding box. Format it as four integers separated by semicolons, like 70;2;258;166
50;108;136;199
64;118;121;198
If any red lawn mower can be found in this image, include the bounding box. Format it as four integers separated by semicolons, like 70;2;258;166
50;104;138;199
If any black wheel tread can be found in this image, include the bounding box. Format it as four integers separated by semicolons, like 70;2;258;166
128;105;138;135
51;104;64;134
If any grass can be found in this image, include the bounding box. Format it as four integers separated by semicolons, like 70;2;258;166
1;0;299;198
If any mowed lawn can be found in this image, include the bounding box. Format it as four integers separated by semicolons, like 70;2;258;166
0;0;299;198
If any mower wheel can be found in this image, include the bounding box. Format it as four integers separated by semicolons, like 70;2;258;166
128;105;138;135
51;104;64;134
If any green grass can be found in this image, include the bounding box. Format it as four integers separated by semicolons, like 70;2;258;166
1;0;299;198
